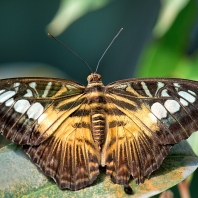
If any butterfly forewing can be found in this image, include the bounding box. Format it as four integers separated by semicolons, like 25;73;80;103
0;78;85;145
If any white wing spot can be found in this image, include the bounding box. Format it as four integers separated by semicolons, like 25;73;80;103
0;91;16;103
13;82;20;92
173;83;180;87
180;98;188;106
14;99;30;114
24;89;33;97
188;90;196;96
29;82;39;95
178;91;196;103
29;82;36;89
158;82;165;88
174;83;180;91
27;102;44;120
141;82;152;97
155;82;164;95
161;89;170;97
0;90;5;94
151;102;167;119
13;82;20;87
164;100;180;113
5;98;14;106
42;82;52;98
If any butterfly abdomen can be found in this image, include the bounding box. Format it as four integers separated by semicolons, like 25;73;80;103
88;93;106;146
91;110;106;146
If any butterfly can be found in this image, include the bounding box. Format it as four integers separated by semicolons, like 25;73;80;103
0;73;198;194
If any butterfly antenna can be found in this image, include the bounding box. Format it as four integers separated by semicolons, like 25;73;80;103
48;33;93;73
95;28;123;73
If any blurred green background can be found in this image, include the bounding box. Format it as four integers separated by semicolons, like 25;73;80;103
0;0;198;197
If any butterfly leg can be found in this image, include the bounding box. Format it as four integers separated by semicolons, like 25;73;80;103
124;184;133;194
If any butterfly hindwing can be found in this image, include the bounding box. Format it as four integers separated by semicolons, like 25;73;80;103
103;78;198;185
24;102;100;190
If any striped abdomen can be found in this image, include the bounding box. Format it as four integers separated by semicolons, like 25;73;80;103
91;110;106;146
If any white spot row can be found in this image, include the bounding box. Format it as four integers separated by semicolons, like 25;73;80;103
178;91;196;103
2;94;46;123
13;99;44;121
0;91;16;103
150;100;180;123
150;89;197;122
178;90;196;107
172;84;197;105
0;82;20;103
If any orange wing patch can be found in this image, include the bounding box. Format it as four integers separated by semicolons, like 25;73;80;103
102;94;171;186
24;102;100;190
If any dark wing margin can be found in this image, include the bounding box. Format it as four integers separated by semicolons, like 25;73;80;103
102;78;198;186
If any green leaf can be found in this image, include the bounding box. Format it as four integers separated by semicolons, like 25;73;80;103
136;0;198;78
0;142;197;198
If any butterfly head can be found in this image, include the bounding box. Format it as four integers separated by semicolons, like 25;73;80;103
87;73;102;84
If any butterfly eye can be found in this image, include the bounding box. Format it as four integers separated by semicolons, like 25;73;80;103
87;73;102;83
87;74;93;82
97;75;102;81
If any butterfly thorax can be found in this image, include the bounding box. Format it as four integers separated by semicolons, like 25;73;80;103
85;73;106;148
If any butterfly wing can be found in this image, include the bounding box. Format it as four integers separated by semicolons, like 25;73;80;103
24;102;100;190
102;78;198;185
0;77;100;190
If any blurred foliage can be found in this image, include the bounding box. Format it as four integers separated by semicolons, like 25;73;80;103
46;0;114;36
137;0;198;197
0;0;160;84
136;0;198;79
153;0;190;38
